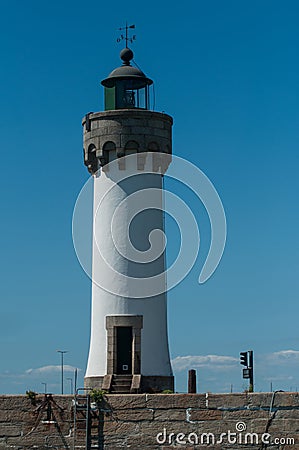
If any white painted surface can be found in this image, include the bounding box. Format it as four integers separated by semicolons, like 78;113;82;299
85;153;172;378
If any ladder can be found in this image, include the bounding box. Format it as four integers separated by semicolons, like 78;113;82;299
73;389;104;450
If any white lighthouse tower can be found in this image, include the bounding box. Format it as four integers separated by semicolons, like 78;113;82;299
83;44;174;393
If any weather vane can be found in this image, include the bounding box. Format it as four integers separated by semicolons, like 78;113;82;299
117;23;136;46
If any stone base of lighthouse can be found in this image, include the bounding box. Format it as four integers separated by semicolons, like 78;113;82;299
84;375;174;394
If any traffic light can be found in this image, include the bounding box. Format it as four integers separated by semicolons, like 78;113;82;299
240;351;248;367
239;350;254;392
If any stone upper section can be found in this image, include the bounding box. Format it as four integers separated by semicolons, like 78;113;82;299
82;109;173;174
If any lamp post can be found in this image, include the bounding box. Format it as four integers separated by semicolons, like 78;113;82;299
57;350;68;394
66;377;73;394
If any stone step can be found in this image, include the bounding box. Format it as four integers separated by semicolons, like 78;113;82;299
109;375;133;393
110;386;132;393
112;375;132;380
111;385;132;390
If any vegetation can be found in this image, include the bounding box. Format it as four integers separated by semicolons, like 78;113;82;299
26;390;37;404
89;388;107;404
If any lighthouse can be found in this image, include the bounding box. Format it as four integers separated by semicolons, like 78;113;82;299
82;42;174;393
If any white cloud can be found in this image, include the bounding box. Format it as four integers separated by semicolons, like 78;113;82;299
264;350;299;365
172;354;238;372
0;366;85;394
272;350;299;359
25;365;80;375
263;375;294;382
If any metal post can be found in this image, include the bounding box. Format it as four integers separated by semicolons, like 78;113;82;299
42;382;47;394
57;350;68;395
188;369;197;393
99;409;104;450
74;368;78;394
248;350;254;392
67;377;73;394
86;394;91;450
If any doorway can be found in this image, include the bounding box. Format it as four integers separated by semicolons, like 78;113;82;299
116;327;133;374
106;316;143;375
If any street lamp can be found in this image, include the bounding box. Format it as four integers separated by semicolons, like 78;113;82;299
57;350;68;394
66;377;73;394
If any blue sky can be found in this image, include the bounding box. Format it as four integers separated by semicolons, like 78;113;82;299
1;0;299;394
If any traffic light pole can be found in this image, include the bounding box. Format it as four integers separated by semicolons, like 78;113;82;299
240;350;254;392
248;350;254;392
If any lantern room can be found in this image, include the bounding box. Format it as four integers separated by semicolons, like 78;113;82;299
101;47;153;110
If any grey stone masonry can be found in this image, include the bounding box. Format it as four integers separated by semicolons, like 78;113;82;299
82;109;173;174
1;393;299;449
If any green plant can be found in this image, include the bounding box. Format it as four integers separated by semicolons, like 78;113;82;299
161;389;173;394
26;390;37;404
89;388;106;404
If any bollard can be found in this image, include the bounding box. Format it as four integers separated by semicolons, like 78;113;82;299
188;369;197;393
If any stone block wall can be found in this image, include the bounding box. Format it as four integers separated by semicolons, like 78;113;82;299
0;392;299;449
82;109;172;174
